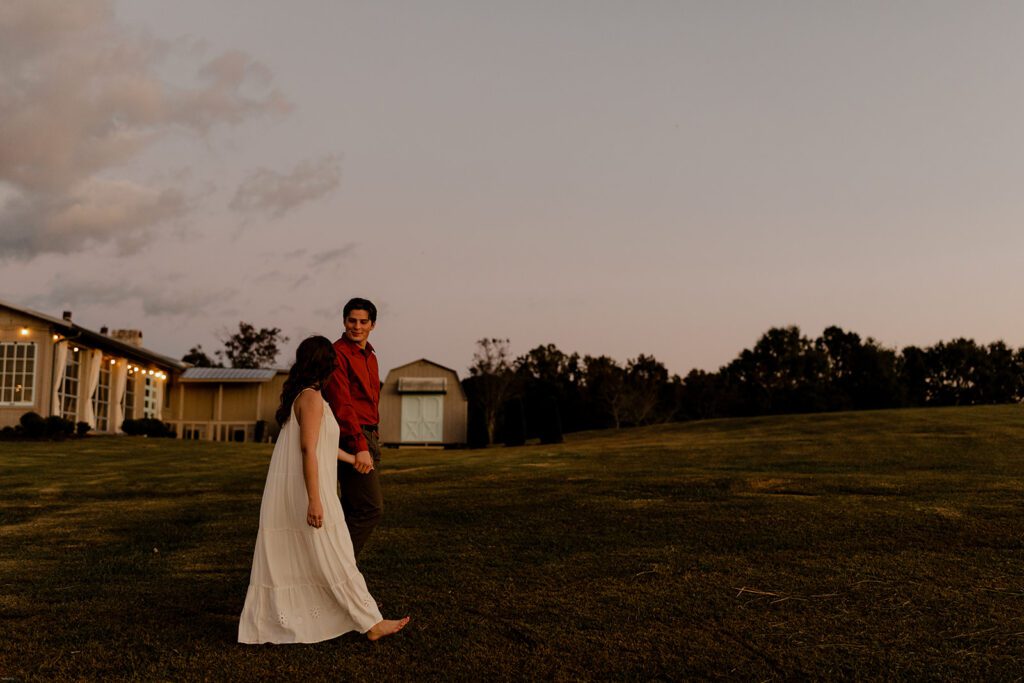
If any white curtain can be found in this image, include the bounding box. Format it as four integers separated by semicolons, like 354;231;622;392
109;361;128;433
80;349;103;428
51;341;68;417
154;377;165;420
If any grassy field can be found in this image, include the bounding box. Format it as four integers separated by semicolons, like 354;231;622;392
1;405;1023;680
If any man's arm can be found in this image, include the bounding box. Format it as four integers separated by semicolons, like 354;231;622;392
322;348;369;454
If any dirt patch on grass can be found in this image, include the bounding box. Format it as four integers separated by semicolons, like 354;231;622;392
919;505;963;519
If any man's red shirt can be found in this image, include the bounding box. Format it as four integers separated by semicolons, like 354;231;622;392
323;335;380;453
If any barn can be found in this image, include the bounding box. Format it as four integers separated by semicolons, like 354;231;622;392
379;359;467;447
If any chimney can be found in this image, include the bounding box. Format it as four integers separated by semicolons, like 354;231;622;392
110;329;143;347
100;326;109;335
62;311;72;321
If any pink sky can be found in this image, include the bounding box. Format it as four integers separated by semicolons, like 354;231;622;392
2;1;1023;377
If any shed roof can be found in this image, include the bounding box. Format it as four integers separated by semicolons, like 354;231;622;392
383;358;467;401
180;367;280;382
387;358;461;376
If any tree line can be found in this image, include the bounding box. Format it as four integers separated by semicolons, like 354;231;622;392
462;326;1024;447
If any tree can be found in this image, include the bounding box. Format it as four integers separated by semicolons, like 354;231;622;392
467;338;516;445
216;322;289;369
677;369;724;420
182;345;221;367
621;354;671;426
727;326;828;414
899;345;929;407
815;326;900;410
926;338;986;406
581;355;628;429
514;344;585;435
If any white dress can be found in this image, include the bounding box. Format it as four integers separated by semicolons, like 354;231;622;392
238;389;383;644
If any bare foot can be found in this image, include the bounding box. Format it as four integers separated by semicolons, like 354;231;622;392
367;617;410;641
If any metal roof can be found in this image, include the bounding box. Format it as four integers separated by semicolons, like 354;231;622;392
387;358;461;377
180;367;280;382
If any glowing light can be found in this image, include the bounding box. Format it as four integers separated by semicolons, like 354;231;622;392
110;359;116;365
19;327;29;336
148;370;154;375
73;347;79;353
52;334;59;341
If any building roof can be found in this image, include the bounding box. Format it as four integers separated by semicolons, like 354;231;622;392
383;358;467;401
387;358;462;377
180;367;280;382
0;297;186;371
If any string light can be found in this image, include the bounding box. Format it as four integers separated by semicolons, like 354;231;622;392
72;347;79;353
110;359;116;365
19;327;29;336
52;334;59;341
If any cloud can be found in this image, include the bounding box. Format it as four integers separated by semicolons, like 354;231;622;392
309;243;358;268
230;155;342;218
0;0;290;260
27;275;236;318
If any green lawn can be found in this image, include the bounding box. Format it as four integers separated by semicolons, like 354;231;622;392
1;405;1023;680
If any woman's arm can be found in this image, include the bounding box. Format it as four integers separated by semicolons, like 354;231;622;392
294;390;324;529
338;448;356;465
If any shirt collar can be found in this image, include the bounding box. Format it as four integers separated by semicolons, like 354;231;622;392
341;334;374;355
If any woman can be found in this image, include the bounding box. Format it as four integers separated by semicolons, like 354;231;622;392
238;335;409;644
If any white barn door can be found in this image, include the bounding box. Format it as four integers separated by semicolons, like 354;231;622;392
401;394;444;443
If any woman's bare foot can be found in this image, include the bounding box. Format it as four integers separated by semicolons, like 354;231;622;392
367;617;410;641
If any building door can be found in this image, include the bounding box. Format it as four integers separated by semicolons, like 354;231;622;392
401;394;443;443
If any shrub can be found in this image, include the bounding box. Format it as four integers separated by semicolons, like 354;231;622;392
3;413;76;441
76;422;92;437
121;418;175;438
43;416;75;440
19;412;46;439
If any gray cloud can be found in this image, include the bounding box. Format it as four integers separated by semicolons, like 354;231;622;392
28;275;236;318
230;155;342;218
309;243;358;268
0;0;290;260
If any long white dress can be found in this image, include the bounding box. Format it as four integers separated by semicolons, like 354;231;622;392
238;389;383;644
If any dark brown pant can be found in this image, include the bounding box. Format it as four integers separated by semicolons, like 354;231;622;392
337;427;383;560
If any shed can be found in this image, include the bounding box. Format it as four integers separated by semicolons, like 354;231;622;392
170;367;287;442
379;359;467;447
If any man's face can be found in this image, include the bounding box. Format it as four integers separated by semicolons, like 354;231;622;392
344;309;375;346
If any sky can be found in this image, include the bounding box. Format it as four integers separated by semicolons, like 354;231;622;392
2;1;1023;378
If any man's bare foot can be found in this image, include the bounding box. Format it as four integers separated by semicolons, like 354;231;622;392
367;617;410;641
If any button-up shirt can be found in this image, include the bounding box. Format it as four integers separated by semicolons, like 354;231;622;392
323;335;380;453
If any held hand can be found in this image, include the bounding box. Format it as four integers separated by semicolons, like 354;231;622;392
354;450;374;474
306;498;324;529
338;448;356;465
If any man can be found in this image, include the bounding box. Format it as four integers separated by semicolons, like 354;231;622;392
323;297;382;559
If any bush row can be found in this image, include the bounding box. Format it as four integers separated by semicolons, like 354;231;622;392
0;413;175;441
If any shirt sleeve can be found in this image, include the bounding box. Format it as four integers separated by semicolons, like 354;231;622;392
322;348;369;453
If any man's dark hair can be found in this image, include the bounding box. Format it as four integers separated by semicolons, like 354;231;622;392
343;297;377;322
